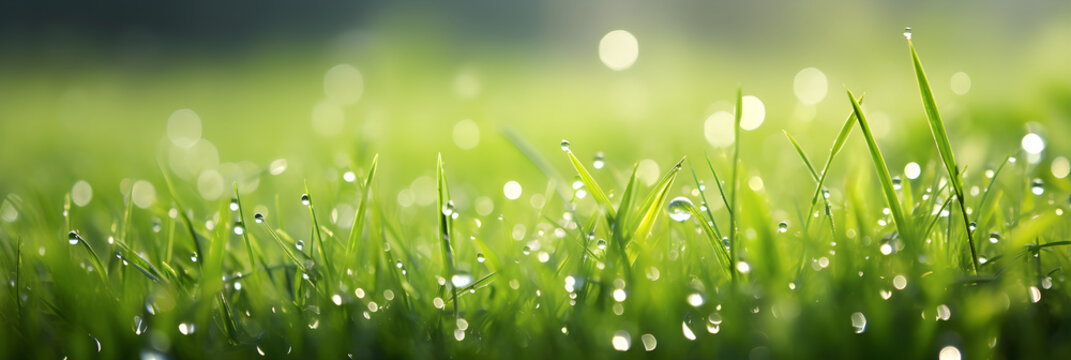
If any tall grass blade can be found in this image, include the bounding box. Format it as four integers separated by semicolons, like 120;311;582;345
846;88;913;241
436;153;459;317
728;88;743;283
347;154;379;256
908;38;980;272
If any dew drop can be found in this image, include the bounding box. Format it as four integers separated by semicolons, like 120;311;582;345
560;139;570;151
903;27;913;40
295;240;305;252
68;231;81;245
593;152;605;169
476;253;485;263
233;222;245;235
989;232;1000;243
300;194;310;206
229;198;239;211
451;274;473;288
892;176;902;190
687;292;704;307
1031;179;1044;195
777;221;788;233
667;197;693;222
682;321;697;341
254;213;264;223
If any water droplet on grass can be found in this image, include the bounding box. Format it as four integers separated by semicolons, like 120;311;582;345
229;198;239;211
668;197;693;222
903;27;913;40
300;194;310;206
254;213;264;223
560;139;570;151
233;223;245;235
687;293;704;307
451;274;473;287
892;176;902;190
1031;179;1044;195
777;221;788;233
593;152;605;169
295;240;305;251
68;231;81;245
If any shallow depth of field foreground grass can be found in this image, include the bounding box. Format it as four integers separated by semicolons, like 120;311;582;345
3;27;1071;359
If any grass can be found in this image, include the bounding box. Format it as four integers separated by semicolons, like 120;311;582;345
1;33;1071;360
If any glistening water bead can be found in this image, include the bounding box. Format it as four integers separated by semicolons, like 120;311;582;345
1031;179;1044;195
593;152;605;169
254;213;264;223
229;198;239;211
301;194;310;206
667;197;693;222
68;230;81;245
903;27;912;40
560;139;570;151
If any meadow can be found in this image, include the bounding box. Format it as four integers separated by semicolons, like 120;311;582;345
1;25;1071;359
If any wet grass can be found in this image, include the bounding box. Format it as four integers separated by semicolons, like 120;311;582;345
1;34;1071;360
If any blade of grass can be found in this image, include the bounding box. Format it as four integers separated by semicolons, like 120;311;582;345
232;183;258;272
908;37;980;273
631;157;685;242
728;88;742;283
346;154;379;256
783;130;820;182
303;180;331;277
436;153;459;318
565;146;617;220
159;164;204;264
847;88;913;242
689;166;722;237
704;155;731;217
805;94;864;228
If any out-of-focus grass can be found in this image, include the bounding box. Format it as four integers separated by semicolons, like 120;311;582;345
0;28;1071;360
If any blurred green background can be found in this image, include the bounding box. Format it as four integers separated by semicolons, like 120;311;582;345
1;0;1070;225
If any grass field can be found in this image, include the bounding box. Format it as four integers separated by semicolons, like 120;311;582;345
2;24;1071;359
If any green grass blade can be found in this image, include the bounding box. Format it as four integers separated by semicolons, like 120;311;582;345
783;130;820;182
565;147;617;220
632;158;684;242
303;180;331;275
689;165;721;237
347;154;378;256
159;164;204;263
804;94;863;228
809;95;863;206
684;203;731;271
908;38;979;272
847;88;913;241
436;153;459;317
232;183;257;272
728;88;743;283
704;155;732;217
